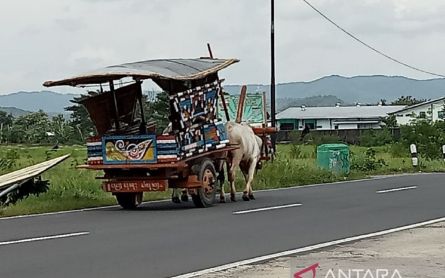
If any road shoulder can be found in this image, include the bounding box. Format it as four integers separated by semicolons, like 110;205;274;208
197;221;445;278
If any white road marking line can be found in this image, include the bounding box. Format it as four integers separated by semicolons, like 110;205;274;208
0;172;439;221
254;173;435;193
0;231;89;246
171;216;445;278
0;199;170;221
233;203;302;215
376;186;418;194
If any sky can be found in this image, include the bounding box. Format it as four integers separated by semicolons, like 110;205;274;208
1;0;445;94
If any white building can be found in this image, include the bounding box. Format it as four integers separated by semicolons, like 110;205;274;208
276;105;405;131
390;97;445;125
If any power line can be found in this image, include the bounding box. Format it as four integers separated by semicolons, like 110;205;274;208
301;0;445;78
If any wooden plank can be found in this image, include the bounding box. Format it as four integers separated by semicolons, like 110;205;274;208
181;146;238;162
0;154;70;190
171;175;201;189
78;161;188;170
252;127;278;135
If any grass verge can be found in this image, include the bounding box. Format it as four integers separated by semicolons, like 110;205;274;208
0;144;443;217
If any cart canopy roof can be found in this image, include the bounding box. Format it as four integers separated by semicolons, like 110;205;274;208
43;58;239;87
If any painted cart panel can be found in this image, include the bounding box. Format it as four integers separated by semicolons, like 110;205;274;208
102;134;157;164
218;93;265;123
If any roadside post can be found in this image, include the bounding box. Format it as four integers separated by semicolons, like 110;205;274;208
442;145;445;161
410;144;418;168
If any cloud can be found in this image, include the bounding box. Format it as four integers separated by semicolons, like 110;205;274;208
0;0;445;94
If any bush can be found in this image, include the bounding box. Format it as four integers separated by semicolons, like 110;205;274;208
351;148;387;172
311;134;343;145
390;143;409;158
359;128;393;147
399;121;445;160
290;144;303;159
0;149;20;172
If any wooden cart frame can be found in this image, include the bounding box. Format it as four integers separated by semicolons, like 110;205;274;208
79;146;237;208
44;51;242;209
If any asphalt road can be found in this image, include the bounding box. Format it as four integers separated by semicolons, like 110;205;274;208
1;173;444;278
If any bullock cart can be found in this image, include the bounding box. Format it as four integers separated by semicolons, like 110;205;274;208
44;57;239;209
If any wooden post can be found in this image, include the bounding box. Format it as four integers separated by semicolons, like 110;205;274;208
207;43;230;122
109;81;121;130
236;85;247;123
262;91;268;158
270;0;276;153
136;80;147;133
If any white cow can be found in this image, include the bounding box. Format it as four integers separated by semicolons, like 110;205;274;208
167;121;262;203
221;121;262;202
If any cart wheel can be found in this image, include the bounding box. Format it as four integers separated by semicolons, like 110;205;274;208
115;192;142;209
191;159;217;208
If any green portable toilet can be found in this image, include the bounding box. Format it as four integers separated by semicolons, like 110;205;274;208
317;144;350;174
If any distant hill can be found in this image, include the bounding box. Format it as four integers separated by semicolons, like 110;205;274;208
224;75;445;104
0;107;31;117
277;95;344;112
1;75;444;114
0;91;78;113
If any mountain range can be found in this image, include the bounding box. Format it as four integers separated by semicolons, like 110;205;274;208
1;75;444;115
0;106;30;117
0;91;77;114
224;75;445;104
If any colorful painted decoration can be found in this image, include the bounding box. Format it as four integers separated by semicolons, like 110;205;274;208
103;134;157;164
217;93;266;124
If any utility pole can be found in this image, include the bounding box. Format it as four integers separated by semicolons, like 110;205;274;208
270;0;277;152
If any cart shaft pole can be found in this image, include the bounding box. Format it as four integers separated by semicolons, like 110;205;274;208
207;43;230;122
236;85;247;123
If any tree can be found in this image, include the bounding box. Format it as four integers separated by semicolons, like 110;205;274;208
9;111;51;143
145;92;170;132
391;96;426;106
50;114;74;144
382;114;397;128
0;111;14;143
0;111;13;126
65;104;95;141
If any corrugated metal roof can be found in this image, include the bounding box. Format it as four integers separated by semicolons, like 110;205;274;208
277;105;405;120
43;58;238;87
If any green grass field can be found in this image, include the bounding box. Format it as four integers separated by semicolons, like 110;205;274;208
0;143;443;217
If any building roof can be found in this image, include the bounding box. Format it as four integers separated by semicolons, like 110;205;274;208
276;105;405;120
43;58;239;87
389;96;445;114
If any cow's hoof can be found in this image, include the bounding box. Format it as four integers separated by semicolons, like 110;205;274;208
242;195;250;201
172;196;181;203
230;193;236;202
248;194;255;200
219;196;226;203
180;194;189;202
